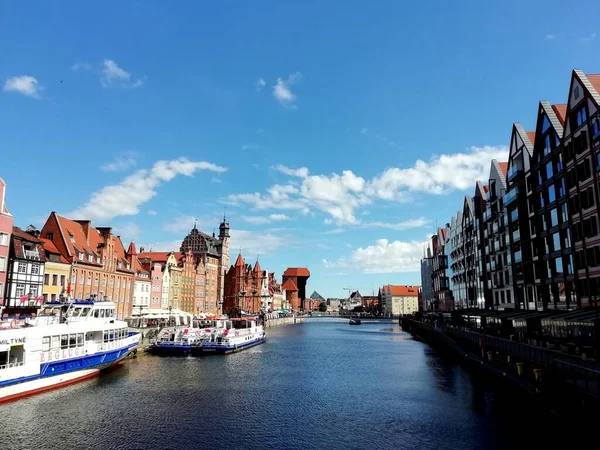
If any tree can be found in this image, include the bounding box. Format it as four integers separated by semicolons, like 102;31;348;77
318;302;327;312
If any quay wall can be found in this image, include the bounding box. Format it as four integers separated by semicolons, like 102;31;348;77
265;316;306;328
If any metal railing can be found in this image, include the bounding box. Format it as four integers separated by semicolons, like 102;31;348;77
24;250;40;260
0;361;25;370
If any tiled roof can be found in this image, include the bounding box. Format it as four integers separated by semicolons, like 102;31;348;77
526;131;536;145
551;104;567;125
12;227;47;262
283;267;310;277
138;252;172;263
40;238;69;264
235;253;244;267
386;285;419;297
497;162;508;178
12;226;42;243
253;261;262;273
55;215;100;259
586;74;600;97
127;241;137;255
282;278;298;291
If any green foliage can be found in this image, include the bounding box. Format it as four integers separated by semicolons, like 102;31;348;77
318;302;327;312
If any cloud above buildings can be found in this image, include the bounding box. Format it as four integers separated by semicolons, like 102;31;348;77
242;214;291;225
273;72;301;108
67;158;227;222
101;153;138;172
227;145;507;225
323;238;426;274
229;229;288;255
101;59;145;88
3;75;43;99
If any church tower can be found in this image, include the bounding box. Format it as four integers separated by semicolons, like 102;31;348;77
217;215;230;310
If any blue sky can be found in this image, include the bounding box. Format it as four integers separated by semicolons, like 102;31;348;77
1;1;598;298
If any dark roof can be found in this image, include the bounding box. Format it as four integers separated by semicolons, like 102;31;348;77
12;227;47;262
180;225;223;257
309;291;324;300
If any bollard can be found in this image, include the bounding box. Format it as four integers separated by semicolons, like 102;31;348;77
517;362;525;376
487;351;494;362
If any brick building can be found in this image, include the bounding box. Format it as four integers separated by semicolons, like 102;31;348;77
0;177;14;304
282;267;310;311
40;212;134;320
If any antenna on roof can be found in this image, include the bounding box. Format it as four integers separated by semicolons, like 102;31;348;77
223;206;227;221
193;218;197;229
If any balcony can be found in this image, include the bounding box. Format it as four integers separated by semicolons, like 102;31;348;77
507;162;523;182
504;187;519;206
24;249;40;260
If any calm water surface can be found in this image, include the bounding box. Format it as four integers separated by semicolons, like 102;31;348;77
2;319;571;449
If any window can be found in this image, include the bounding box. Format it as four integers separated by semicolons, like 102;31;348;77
45;232;53;241
88;255;93;263
42;336;51;352
18;262;26;273
0;256;5;272
69;233;75;244
593;118;600;138
542;115;551;133
556;153;564;172
548;185;556;203
555;257;564;276
540;192;545;208
577;158;592;181
61;335;69;349
52;274;58;286
553;232;561;252
567;255;574;275
547;261;552;278
576;106;588;127
31;264;39;275
44;274;50;285
550;208;558;227
16;284;25;297
584;215;599;238
87;276;91;286
51;294;56;301
0;232;8;246
581;186;595;210
546;161;553;178
574;86;580;100
563;228;571;249
79;275;84;285
69;334;77;348
60;275;65;287
71;273;76;283
558;178;566;198
95;276;99;287
79;252;84;260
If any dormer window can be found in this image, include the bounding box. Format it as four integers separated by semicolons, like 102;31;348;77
118;261;122;269
79;252;84;260
97;256;101;263
126;263;130;270
69;233;76;244
88;255;94;262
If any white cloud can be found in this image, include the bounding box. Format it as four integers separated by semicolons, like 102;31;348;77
273;72;301;107
71;62;91;71
211;177;223;184
229;146;506;225
323;228;345;235
364;217;430;231
3;75;42;99
138;240;180;252
148;210;158;216
242;213;291;225
162;215;197;233
323;238;425;274
229;229;287;255
101;154;138;172
581;32;597;43
256;78;266;91
113;222;141;240
67;158;227;222
101;59;144;88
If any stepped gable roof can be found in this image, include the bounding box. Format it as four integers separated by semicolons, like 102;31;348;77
283;267;310;277
386;285;419;297
40;238;69;263
282;278;298;291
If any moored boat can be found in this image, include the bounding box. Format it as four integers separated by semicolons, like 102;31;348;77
201;317;265;355
149;317;228;356
349;317;362;325
0;299;141;404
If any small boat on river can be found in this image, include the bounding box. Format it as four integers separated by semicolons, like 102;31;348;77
349;317;362;325
148;317;228;356
201;317;265;355
0;299;140;404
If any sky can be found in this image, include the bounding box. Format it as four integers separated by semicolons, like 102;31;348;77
1;1;599;298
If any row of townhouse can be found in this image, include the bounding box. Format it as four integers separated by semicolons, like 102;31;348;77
421;69;600;312
0;174;233;319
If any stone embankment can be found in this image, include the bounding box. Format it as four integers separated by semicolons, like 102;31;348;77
265;316;306;328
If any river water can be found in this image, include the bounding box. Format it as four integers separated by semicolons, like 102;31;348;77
1;319;571;450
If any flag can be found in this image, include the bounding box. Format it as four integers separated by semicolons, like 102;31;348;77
66;282;71;295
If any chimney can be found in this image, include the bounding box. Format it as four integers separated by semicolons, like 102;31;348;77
140;246;145;253
75;220;91;243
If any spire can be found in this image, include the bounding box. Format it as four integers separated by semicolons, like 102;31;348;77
235;253;244;267
193;218;197;230
254;258;262;273
127;240;137;256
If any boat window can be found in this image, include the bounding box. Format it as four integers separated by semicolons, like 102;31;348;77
42;336;50;352
69;334;77;348
77;333;84;346
109;330;114;341
93;310;100;318
72;307;82;317
80;307;90;317
51;336;60;350
103;331;108;342
61;335;69;349
100;309;106;318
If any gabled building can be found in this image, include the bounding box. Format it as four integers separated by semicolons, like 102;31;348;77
432;227;452;311
137;251;178;310
40;237;70;303
223;254;270;315
419;239;435;311
40;212;135;320
529;101;573;310
483;160;514;310
462;195;482;307
0;177;14;304
282;267;310;311
4;227;46;311
474;182;490;308
562;70;600;308
126;241;151;311
380;285;419;316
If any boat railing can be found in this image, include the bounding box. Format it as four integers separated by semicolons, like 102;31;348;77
0;361;25;370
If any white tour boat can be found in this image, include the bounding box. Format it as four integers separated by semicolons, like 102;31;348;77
0;299;141;404
149;317;229;356
201;317;265;355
